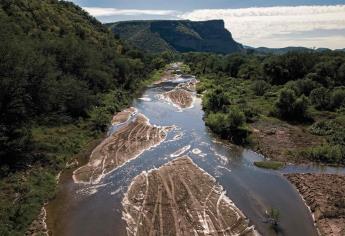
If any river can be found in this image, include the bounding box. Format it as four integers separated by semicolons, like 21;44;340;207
46;67;345;236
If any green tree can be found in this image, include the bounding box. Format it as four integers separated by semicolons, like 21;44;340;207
310;87;331;110
274;89;309;121
204;87;230;113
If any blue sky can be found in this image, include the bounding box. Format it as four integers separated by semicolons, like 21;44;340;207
70;0;345;49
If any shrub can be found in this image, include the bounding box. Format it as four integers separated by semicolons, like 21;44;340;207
309;120;335;136
330;89;345;110
302;145;344;164
274;89;309;121
252;80;271;96
203;87;230;113
310;87;331;110
205;107;249;144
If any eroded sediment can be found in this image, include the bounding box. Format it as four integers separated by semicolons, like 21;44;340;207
286;173;345;236
122;156;257;236
73;113;170;184
163;88;194;109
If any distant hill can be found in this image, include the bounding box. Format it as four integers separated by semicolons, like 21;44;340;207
245;46;344;55
244;46;313;55
106;20;243;54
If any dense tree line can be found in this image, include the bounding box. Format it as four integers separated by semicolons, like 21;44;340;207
183;51;345;163
0;0;170;171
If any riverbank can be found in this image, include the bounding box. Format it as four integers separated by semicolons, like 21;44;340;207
286;173;345;236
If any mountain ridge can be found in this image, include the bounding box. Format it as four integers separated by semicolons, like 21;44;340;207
107;19;243;54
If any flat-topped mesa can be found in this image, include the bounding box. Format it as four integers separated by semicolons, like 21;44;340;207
163;88;194;109
111;107;137;125
122;156;257;236
73;113;170;184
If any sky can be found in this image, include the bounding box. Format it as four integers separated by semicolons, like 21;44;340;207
70;0;345;49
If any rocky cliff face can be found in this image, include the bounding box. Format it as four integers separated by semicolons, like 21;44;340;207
107;20;243;54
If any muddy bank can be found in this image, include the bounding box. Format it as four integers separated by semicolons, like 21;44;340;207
251;118;323;163
286;173;345;236
73;113;171;184
122;156;257;236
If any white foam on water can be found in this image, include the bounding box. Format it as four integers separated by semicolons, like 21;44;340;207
217;165;232;173
110;187;123;196
192;148;202;155
138;97;152;102
76;183;109;196
170;145;191;157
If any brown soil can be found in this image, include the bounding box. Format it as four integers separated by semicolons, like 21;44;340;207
250;118;323;162
286;173;345;236
111;107;136;125
163;88;194;109
73;114;170;184
122;156;257;236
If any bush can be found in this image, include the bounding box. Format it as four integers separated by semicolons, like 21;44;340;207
274;89;309;121
203;87;230;113
301;145;344;164
310;87;331;110
205;107;249;144
309;120;335;136
287;78;320;96
252;80;271;96
330;89;345;110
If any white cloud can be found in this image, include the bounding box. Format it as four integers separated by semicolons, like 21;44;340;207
179;5;345;49
83;7;177;17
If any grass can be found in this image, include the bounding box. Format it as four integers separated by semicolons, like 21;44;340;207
254;161;285;170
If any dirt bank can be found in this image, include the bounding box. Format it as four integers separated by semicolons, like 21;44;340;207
250;118;323;163
122;156;257;236
286;173;345;236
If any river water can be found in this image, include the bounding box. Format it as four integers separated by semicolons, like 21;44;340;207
46;73;345;236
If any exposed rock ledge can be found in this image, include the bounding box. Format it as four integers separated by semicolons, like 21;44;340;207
122;156;257;236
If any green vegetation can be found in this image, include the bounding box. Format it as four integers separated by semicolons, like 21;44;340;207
183;51;345;164
107;20;243;54
268;208;281;229
254;161;285;170
0;0;174;234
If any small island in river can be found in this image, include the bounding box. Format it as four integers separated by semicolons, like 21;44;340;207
73;113;171;184
122;156;257;236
